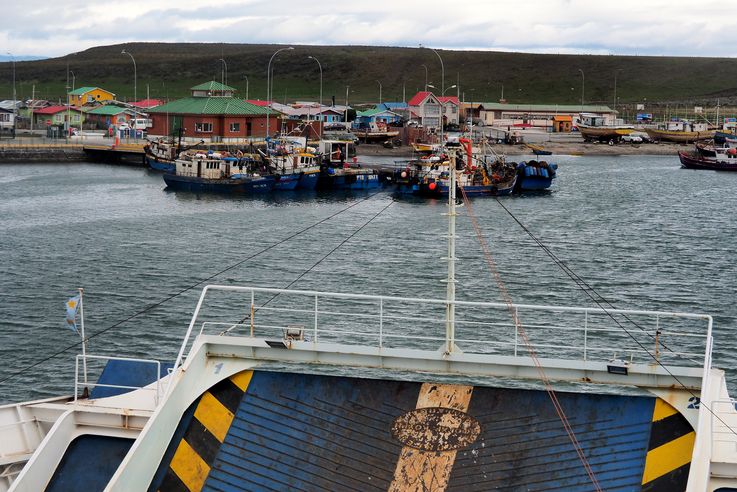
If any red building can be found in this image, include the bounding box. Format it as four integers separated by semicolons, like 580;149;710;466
147;82;278;140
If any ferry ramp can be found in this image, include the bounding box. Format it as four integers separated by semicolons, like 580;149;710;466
147;370;692;492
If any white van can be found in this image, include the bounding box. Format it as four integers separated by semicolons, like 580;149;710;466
130;118;152;130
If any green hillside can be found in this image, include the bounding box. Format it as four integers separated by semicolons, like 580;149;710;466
1;42;736;111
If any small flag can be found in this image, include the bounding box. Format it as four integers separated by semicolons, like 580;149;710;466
65;294;81;333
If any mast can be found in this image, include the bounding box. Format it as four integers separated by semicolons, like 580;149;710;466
445;147;458;353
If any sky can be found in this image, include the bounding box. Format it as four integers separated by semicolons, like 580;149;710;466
2;0;735;59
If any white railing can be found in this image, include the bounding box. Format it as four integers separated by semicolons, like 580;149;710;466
74;355;163;404
711;398;737;453
172;286;713;381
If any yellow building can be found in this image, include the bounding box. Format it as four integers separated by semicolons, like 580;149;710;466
68;87;115;106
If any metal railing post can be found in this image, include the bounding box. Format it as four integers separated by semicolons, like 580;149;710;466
379;299;384;349
514;307;519;357
584;311;588;361
314;295;319;343
250;289;255;337
74;355;80;402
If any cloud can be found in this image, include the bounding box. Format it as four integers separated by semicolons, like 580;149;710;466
2;0;737;58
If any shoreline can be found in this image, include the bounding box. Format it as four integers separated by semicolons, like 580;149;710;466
356;141;689;158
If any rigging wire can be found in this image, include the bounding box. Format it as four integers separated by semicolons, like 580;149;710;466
0;190;388;387
459;186;602;491
224;197;396;331
491;196;737;438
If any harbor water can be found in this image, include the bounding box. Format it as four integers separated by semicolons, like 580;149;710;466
1;155;736;404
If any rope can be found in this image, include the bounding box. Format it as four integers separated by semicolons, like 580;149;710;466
0;190;388;387
460;186;603;492
492;196;737;438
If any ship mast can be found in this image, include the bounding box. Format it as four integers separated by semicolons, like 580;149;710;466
445;146;458;353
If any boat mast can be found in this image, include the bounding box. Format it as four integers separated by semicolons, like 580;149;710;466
445;146;458;353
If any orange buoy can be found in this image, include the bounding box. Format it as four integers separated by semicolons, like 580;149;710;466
428;182;437;191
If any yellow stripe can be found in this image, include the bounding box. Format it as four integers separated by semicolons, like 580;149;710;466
169;439;211;492
194;391;234;442
641;431;695;484
652;398;678;422
229;370;253;392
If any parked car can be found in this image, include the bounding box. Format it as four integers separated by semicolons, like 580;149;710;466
621;134;643;143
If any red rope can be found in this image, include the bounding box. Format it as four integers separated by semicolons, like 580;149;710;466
459;186;603;492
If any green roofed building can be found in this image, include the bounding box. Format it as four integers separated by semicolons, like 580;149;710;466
147;81;277;140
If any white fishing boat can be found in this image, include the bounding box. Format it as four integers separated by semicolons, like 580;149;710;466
1;145;737;491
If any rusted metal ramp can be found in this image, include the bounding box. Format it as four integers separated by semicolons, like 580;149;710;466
148;370;693;491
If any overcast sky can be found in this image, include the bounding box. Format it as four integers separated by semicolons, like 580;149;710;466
2;0;735;59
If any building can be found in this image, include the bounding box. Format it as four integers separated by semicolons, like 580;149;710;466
0;107;14;135
32;105;84;130
68;87;116;107
353;108;402;129
147;81;274;140
130;99;164;109
476;103;617;130
437;96;460;126
407;91;442;130
84;104;141;129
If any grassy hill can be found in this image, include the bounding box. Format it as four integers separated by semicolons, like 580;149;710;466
1;42;736;113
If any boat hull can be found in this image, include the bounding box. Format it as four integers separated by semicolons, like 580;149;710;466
578;125;634;141
319;169;381;190
146;156;176;173
646;129;715;143
273;174;300;191
296;171;319;190
163;174;276;193
678;151;737;171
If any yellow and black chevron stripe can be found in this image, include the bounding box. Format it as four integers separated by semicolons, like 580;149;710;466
158;370;252;492
641;398;695;492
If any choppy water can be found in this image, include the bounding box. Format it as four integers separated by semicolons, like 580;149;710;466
1;155;736;404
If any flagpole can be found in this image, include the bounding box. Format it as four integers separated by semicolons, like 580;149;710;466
79;287;87;385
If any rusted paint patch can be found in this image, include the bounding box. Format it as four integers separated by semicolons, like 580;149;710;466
389;383;475;492
392;407;480;451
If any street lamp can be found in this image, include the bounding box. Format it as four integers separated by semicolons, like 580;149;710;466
613;69;623;113
308;55;322;138
442;84;457;96
6;52;15;138
218;58;228;88
578;68;585;111
70;70;76;134
421;45;445;94
376;80;382;105
243;75;249;100
121;50;137;137
266;46;294;139
421;64;428;92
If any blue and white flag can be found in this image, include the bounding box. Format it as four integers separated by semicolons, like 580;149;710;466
65;294;81;333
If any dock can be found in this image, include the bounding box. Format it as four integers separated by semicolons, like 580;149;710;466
82;142;147;165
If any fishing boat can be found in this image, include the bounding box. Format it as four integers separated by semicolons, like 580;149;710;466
2;144;737;491
263;137;321;190
162;151;275;193
577;113;634;143
679;146;737;171
525;143;553;156
396;138;518;197
351;121;400;143
143;139;178;173
646;121;715;143
318;140;380;190
515;159;558;191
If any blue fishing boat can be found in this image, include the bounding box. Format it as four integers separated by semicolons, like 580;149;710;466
516;159;558;191
318;139;380;190
264;137;321;191
162;151;275;193
144;139;177;173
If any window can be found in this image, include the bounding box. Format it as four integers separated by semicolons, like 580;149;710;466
230;122;240;132
195;122;213;133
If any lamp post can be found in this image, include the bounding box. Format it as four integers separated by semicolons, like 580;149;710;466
6;52;15;138
266;46;294;139
613;69;623;114
121;50;137;138
243;75;249;100
70;70;76;135
308;55;322;138
442;84;457;96
376;80;382;105
218;58;228;88
421;64;428;92
421;45;445;94
578;69;585;112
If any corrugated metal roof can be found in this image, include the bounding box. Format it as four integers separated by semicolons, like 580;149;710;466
148;97;271;116
480;102;614;112
85;105;133;116
437;96;459;105
357;108;401;117
34;105;82;115
68;86;113;96
408;91;435;106
190;81;237;92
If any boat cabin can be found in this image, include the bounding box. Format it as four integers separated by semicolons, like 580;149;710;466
175;153;250;179
663;120;709;132
319;139;356;165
